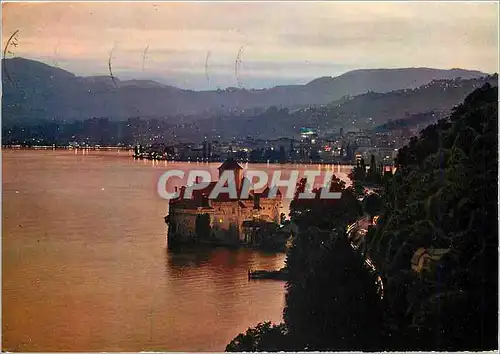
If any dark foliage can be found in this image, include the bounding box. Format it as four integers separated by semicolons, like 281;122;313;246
363;193;383;217
349;155;384;186
284;231;384;350
225;322;292;352
226;84;498;352
288;174;362;231
370;83;498;350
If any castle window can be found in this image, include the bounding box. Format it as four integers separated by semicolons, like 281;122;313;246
219;218;223;223
232;207;236;213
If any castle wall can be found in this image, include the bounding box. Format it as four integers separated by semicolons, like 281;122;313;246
259;199;281;223
210;201;251;242
168;197;282;246
168;209;199;243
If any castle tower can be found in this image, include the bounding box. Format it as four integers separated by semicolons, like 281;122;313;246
218;157;244;191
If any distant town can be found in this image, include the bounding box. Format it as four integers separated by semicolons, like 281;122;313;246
4;62;496;167
3;121;420;166
132;126;412;165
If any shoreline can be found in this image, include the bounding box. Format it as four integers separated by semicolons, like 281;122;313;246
2;145;132;151
2;147;394;171
134;154;359;166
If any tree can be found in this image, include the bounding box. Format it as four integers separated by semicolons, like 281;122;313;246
226;84;498;352
360;157;366;172
284;231;385;350
363;193;382;217
352;180;366;200
370;154;376;173
369;84;498;350
349;159;366;182
225;322;291;352
289;175;362;231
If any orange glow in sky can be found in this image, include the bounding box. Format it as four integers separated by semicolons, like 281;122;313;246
2;2;498;89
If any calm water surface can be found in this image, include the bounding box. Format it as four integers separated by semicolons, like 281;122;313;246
2;150;350;351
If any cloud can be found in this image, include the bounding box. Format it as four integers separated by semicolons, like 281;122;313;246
2;1;498;90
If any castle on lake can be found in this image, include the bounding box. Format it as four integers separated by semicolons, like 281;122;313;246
166;158;285;247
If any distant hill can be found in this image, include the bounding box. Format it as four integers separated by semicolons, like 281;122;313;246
323;75;499;129
1;57;488;125
193;75;498;140
373;111;443;133
306;67;486;96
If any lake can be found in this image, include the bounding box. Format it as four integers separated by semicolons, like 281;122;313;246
2;149;351;351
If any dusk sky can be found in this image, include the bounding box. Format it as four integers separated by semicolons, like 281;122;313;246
2;1;498;90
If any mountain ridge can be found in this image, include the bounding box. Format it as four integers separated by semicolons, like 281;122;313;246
3;57;489;90
2;57;490;125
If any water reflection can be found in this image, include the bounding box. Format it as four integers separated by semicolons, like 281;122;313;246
165;246;286;276
2;150;287;352
164;245;213;270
